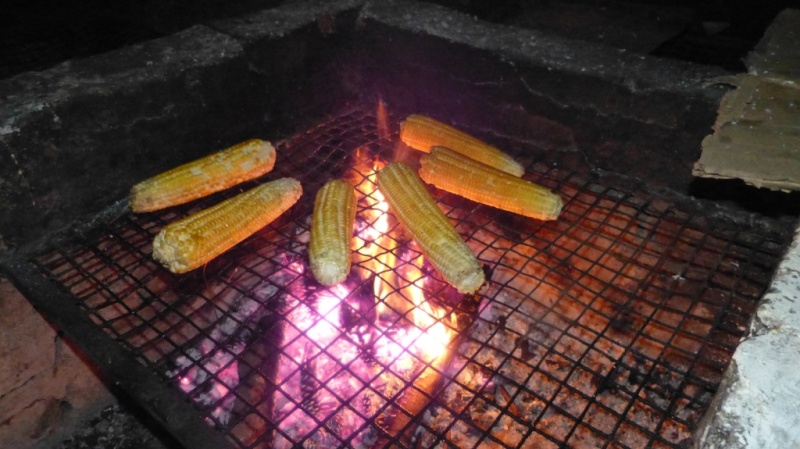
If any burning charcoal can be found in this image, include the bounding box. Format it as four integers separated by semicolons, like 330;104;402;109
515;336;537;361
272;284;383;448
230;307;287;448
687;386;716;410
497;314;508;328
497;385;523;418
352;275;379;322
526;321;557;348
165;259;299;427
628;366;646;386
595;360;625;394
300;345;322;413
611;307;636;333
339;301;360;331
482;263;494;283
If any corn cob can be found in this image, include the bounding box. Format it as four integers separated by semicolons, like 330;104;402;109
130;139;276;213
419;146;563;221
377;162;484;294
309;179;357;286
400;114;524;177
152;177;302;273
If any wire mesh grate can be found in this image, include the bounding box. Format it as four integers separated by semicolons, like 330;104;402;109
32;105;790;449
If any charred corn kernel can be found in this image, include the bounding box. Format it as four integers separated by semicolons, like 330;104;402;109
377;162;484;294
309;179;357;286
152;178;302;274
419;146;563;221
400;114;524;177
129;139;276;213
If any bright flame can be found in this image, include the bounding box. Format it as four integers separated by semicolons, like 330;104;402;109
347;106;457;365
305;284;349;342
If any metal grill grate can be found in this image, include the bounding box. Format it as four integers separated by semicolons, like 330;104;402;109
28;106;789;448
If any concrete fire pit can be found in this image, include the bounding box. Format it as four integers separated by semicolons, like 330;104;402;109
1;1;797;448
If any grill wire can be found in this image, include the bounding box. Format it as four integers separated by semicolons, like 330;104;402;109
33;105;789;449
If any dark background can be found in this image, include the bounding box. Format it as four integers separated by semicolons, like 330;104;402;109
0;0;795;80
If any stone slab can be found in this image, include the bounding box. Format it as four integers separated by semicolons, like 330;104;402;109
506;0;692;54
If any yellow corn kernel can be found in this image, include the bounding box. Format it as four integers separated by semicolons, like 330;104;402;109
419;146;563;221
377;162;484;294
152;178;302;273
309;179;357;286
129;139;276;213
399;114;524;177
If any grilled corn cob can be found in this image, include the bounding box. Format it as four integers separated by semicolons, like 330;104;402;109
309;179;357;286
377;162;484;294
400;114;524;177
130;139;276;212
152;177;302;273
419;146;563;221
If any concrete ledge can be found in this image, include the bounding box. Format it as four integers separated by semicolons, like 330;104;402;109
209;0;365;133
694;226;800;449
361;0;727;124
210;0;364;41
0;25;253;252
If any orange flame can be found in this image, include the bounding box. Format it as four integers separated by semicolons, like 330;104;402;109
344;101;456;364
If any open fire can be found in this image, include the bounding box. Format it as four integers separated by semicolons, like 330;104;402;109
167;104;472;448
27;103;790;449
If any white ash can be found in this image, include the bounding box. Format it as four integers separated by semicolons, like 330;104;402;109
165;259;300;426
270;284;382;449
270;273;444;448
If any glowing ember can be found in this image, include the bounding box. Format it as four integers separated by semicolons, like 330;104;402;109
168;104;464;447
271;129;461;446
